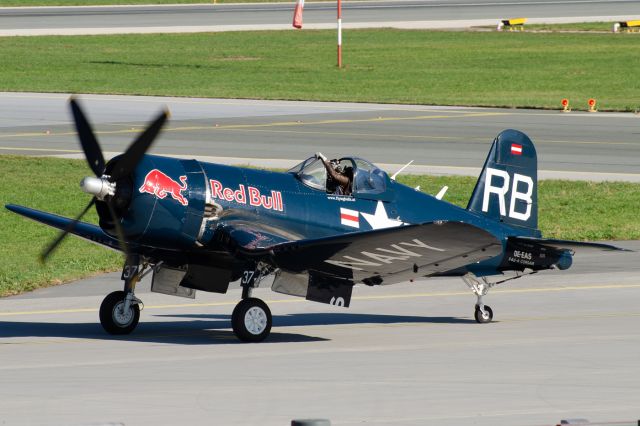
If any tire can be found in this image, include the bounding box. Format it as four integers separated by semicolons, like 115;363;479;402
99;291;140;335
231;298;272;343
474;305;493;324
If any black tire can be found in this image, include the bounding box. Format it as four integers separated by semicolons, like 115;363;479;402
231;298;272;343
474;304;493;324
99;291;140;335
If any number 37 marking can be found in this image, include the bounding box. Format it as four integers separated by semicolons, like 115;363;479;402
241;271;255;285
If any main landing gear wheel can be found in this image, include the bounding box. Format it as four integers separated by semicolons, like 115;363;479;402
231;298;272;343
99;290;140;335
474;304;493;324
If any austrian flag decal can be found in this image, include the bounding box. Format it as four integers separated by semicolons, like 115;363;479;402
511;143;523;155
340;207;360;228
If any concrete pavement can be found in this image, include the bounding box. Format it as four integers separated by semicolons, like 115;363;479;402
1;242;639;425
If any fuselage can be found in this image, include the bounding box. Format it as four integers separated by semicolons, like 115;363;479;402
110;154;540;277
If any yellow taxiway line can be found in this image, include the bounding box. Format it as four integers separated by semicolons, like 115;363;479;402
1;282;638;318
0;109;637;148
0;111;510;141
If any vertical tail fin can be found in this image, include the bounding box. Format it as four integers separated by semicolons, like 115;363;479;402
467;129;538;232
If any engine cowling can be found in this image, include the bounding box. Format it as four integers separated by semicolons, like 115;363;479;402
97;155;210;250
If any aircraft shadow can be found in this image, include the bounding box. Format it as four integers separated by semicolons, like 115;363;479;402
157;312;475;326
0;319;326;345
0;313;473;345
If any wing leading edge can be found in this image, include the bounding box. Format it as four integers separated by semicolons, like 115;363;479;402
508;236;630;253
5;204;121;251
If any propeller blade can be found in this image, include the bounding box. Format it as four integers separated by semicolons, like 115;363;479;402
70;98;106;177
109;110;169;181
40;198;96;263
105;198;130;261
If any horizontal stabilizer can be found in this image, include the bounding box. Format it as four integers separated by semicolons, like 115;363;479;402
5;204;121;251
508;236;630;253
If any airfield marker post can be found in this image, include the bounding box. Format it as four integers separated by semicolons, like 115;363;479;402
337;0;342;68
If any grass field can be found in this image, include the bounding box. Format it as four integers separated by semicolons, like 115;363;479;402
1;155;639;297
524;22;614;32
397;175;640;241
0;156;122;296
0;29;639;110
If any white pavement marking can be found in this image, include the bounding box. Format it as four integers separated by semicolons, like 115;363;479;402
0;15;635;36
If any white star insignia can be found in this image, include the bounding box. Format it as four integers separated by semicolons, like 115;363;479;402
361;201;405;230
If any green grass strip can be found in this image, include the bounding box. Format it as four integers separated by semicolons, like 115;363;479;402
1;155;639;296
524;22;614;32
0;29;639;111
397;175;640;242
0;156;122;296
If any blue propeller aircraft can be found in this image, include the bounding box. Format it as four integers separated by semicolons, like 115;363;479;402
5;99;624;342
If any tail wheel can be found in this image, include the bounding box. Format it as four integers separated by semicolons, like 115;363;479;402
231;298;272;343
99;290;140;335
474;305;493;324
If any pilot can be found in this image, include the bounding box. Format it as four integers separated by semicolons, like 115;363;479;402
316;152;353;195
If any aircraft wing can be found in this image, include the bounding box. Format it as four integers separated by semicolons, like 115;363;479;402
6;204;122;251
508;236;630;253
265;222;503;285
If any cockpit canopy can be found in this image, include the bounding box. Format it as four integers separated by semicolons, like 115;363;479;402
289;156;390;198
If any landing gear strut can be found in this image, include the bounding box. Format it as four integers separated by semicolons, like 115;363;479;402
231;263;273;342
99;255;145;335
462;274;494;324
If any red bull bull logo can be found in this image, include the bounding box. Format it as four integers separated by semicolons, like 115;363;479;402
139;169;188;206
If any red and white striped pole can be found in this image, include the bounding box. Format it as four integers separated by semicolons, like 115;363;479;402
337;0;342;68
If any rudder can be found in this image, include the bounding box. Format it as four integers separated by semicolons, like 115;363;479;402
467;129;538;232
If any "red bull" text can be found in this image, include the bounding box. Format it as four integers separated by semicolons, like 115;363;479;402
139;169;189;206
210;179;283;212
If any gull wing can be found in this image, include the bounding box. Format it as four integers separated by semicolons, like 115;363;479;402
268;222;502;285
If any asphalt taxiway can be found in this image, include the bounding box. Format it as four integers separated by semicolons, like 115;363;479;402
1;92;639;182
1;242;639;425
